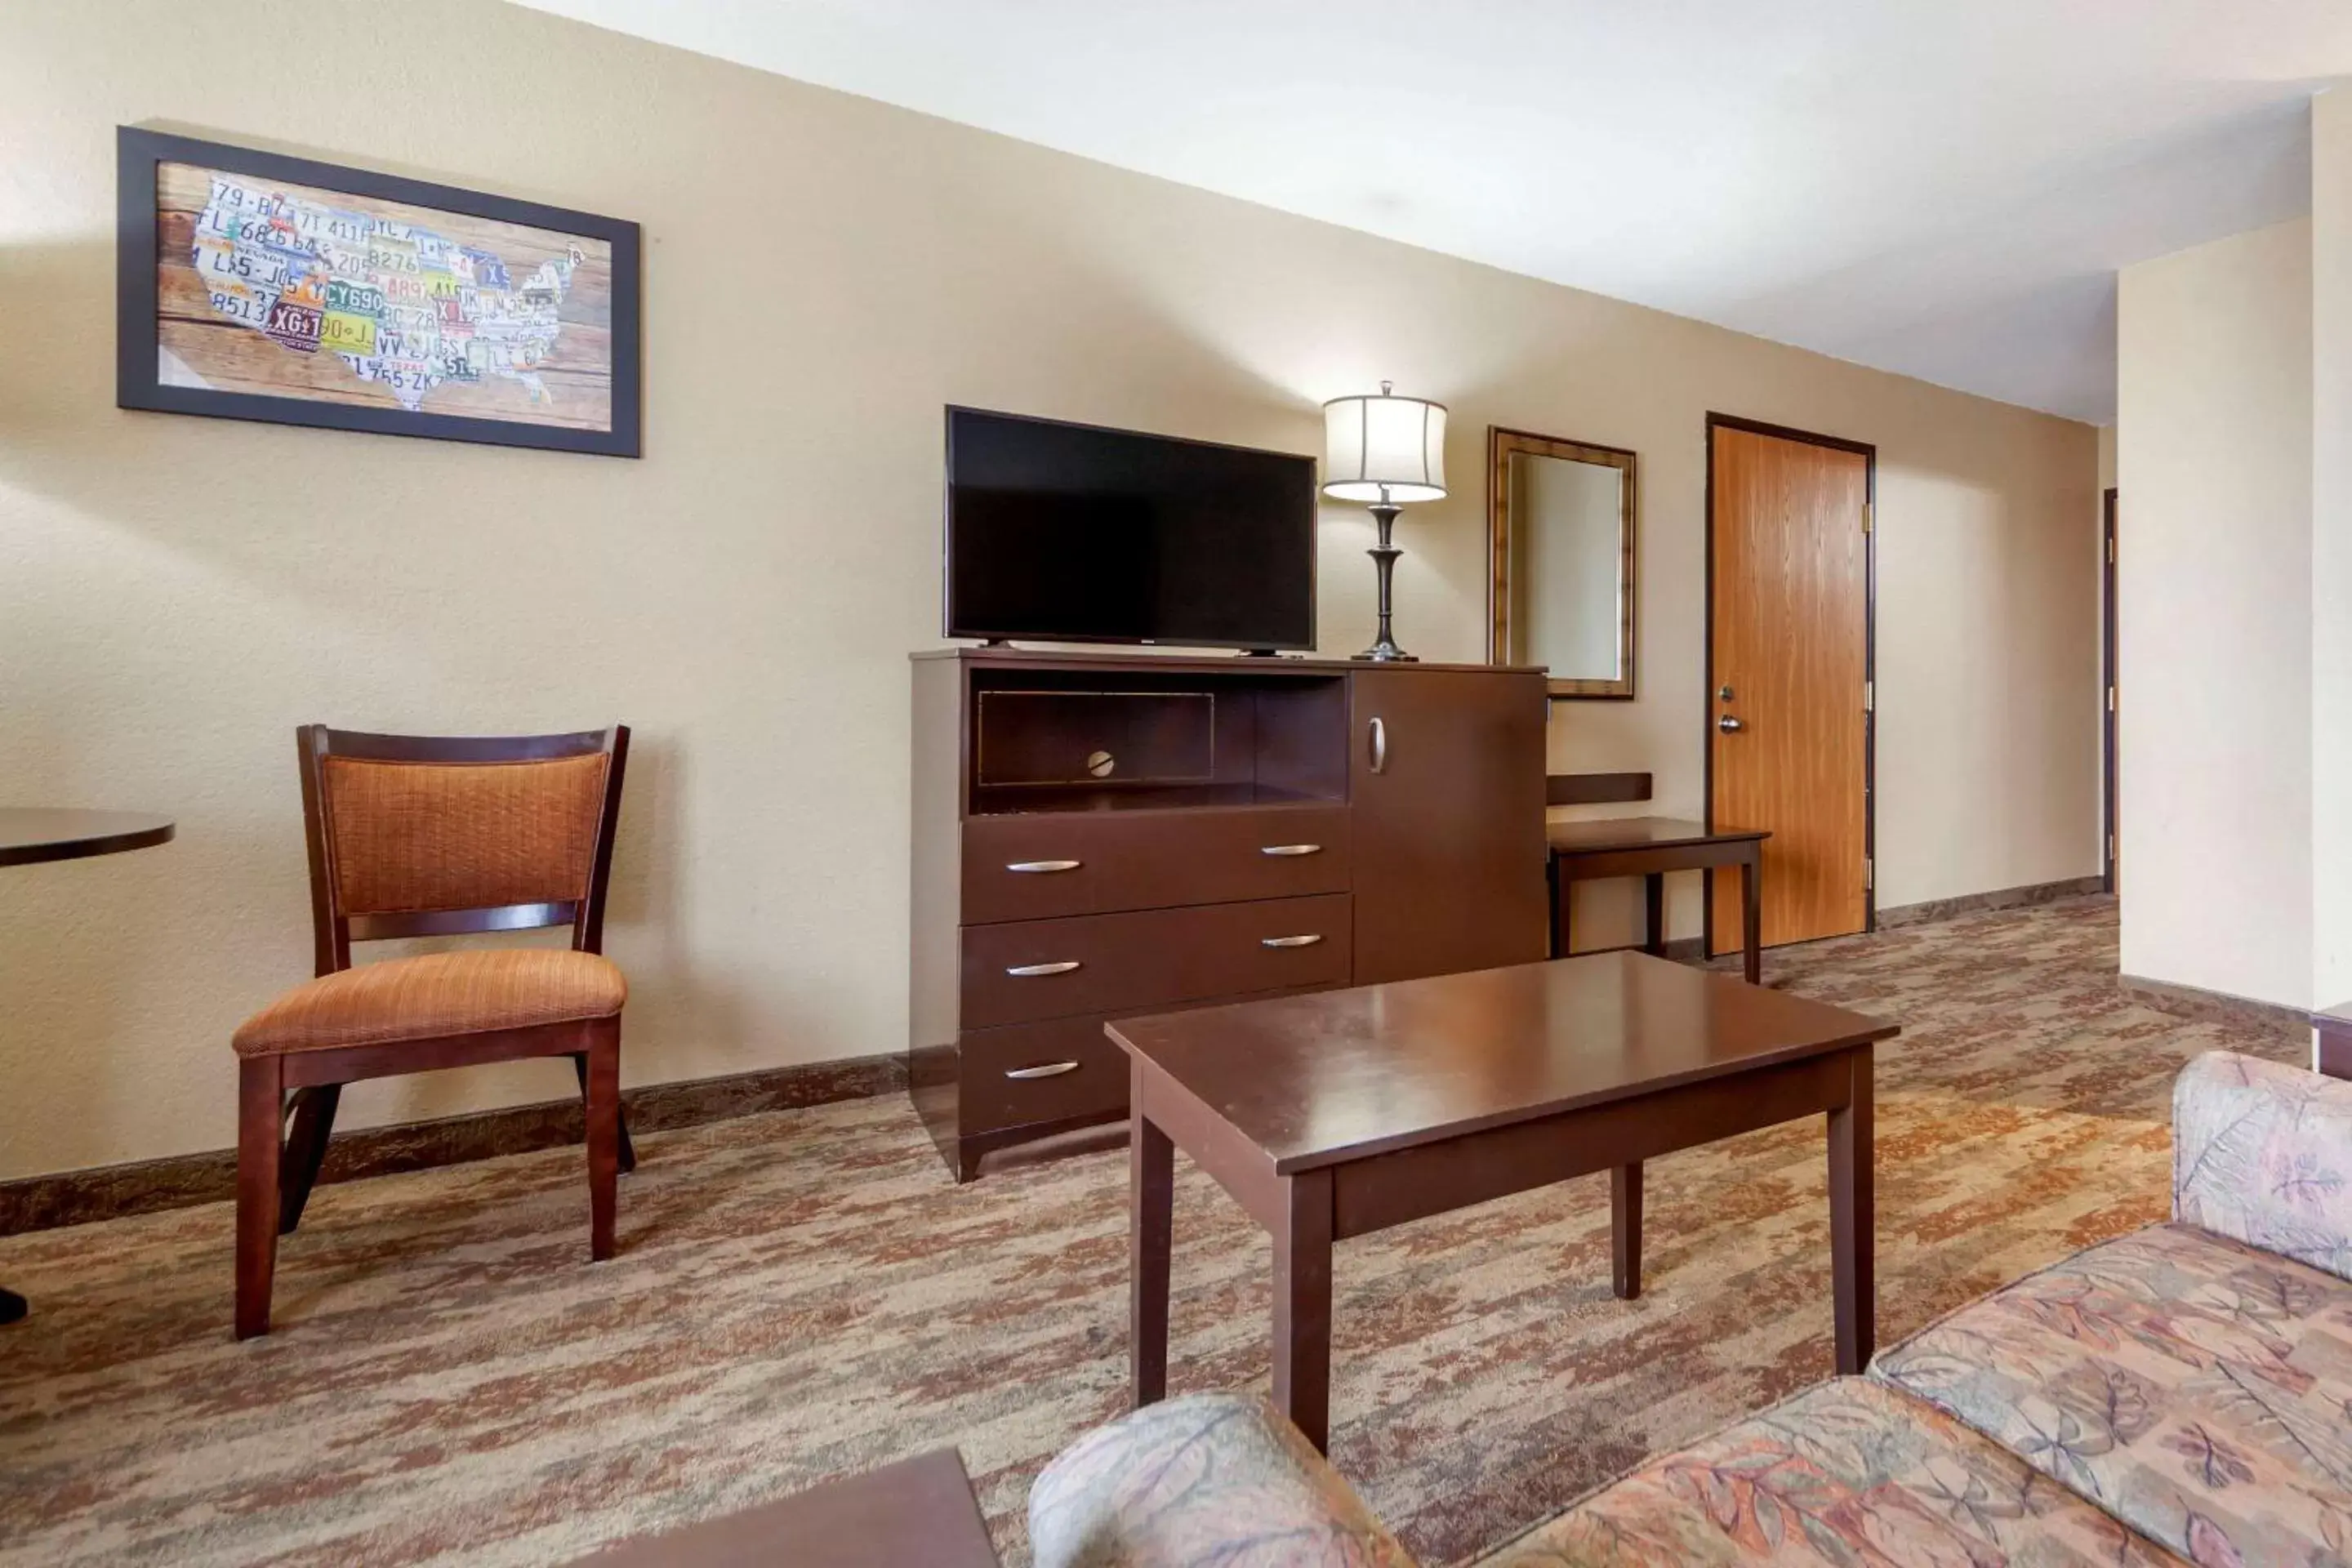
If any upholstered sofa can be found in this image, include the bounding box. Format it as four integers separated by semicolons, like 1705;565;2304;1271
1031;1050;2352;1566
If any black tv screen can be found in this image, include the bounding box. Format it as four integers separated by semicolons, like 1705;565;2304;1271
946;408;1316;650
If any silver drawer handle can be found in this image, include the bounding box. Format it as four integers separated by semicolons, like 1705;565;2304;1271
1260;933;1324;948
1004;1060;1080;1080
1260;844;1323;857
1006;859;1082;874
1004;960;1082;977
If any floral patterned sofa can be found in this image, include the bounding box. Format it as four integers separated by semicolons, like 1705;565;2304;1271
1030;1050;2352;1566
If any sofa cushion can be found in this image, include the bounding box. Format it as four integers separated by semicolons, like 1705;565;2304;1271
2174;1050;2352;1283
1873;1222;2352;1568
1030;1392;1416;1567
1472;1376;2183;1567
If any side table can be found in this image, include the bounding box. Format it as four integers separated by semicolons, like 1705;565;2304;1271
1548;816;1768;984
1;808;176;1325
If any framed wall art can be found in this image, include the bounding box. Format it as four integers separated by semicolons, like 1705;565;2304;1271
117;127;642;457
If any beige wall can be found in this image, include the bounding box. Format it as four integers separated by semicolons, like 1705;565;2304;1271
2117;219;2314;1009
0;0;2099;1179
2316;91;2352;1014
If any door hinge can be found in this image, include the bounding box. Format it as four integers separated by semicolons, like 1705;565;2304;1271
1864;856;1874;891
2109;834;2118;858
2107;537;2116;564
1864;679;1873;713
1863;502;1875;535
2108;686;2117;713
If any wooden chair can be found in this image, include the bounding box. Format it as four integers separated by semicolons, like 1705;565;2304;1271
232;724;632;1339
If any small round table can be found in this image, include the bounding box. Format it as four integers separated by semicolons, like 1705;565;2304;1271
0;808;176;1325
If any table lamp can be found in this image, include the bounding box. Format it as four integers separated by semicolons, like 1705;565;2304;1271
1322;382;1447;662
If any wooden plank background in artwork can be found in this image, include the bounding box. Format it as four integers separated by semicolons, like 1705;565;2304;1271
154;162;614;434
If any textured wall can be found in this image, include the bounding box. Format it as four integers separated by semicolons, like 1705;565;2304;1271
2315;91;2352;1018
2117;218;2314;1008
0;0;2097;1178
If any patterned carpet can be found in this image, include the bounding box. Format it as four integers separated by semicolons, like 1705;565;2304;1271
0;898;2306;1566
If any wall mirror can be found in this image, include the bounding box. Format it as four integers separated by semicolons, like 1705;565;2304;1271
1487;427;1636;699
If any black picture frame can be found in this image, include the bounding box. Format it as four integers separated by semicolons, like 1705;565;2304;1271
116;126;643;457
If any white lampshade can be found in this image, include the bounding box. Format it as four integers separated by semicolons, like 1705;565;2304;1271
1321;382;1447;504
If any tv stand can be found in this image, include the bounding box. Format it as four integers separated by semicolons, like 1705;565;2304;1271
907;647;1548;1179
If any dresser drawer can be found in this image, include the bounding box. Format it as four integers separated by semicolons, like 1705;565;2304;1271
961;806;1350;924
1105;807;1350;911
961;814;1118;924
958;1018;1129;1134
959;893;1353;1030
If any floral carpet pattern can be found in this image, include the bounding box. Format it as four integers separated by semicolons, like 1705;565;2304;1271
0;898;2307;1566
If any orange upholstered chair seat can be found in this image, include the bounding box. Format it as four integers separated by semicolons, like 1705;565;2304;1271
234;949;626;1057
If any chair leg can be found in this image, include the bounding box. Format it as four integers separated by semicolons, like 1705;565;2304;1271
278;1084;342;1236
572;1052;635;1174
235;1056;284;1340
584;1024;621;1262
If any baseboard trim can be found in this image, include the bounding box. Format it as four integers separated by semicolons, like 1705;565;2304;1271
0;1051;905;1238
1876;875;2109;930
2118;973;2310;1039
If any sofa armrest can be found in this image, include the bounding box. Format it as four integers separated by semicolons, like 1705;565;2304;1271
2174;1049;2352;1280
1028;1392;1416;1568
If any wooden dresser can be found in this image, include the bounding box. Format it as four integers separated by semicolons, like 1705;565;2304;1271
909;648;1548;1179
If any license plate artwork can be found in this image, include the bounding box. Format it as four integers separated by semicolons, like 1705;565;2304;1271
121;129;640;457
185;172;586;412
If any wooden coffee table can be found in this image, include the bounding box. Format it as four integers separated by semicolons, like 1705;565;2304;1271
568;1448;999;1566
1111;951;1898;1453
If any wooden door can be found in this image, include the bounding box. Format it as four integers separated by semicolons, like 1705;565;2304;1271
1349;667;1548;984
1708;421;1872;954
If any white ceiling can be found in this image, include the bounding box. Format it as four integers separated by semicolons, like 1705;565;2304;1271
511;0;2350;422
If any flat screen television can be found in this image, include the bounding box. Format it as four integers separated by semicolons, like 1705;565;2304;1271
945;407;1317;651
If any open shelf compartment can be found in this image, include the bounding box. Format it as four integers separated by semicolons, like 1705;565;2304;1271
965;666;1348;816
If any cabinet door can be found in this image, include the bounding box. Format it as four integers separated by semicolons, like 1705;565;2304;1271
1349;668;1549;984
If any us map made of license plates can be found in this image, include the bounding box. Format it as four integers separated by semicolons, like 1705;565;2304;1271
190;174;583;412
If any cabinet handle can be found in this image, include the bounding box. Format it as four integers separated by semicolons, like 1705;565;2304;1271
1368;716;1388;774
1006;859;1081;874
1004;960;1081;977
1260;844;1322;857
1261;933;1324;948
1004;1060;1080;1080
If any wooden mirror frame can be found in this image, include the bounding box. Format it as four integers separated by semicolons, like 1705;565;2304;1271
1487;426;1637;699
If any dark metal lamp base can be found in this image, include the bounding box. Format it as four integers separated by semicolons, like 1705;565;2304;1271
1355;503;1416;664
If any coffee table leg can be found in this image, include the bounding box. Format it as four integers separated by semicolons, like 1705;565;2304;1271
1273;1168;1334;1454
1742;853;1762;985
1131;1091;1174;1410
1610;1163;1643;1299
1547;855;1563;959
1829;1046;1875;1374
0;1287;24;1325
1643;875;1665;957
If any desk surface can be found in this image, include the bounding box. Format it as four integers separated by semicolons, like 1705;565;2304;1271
1107;951;1895;1174
0;809;176;868
1547;815;1766;854
570;1449;998;1566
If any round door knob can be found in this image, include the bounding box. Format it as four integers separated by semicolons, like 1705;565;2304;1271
1718;715;1744;733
